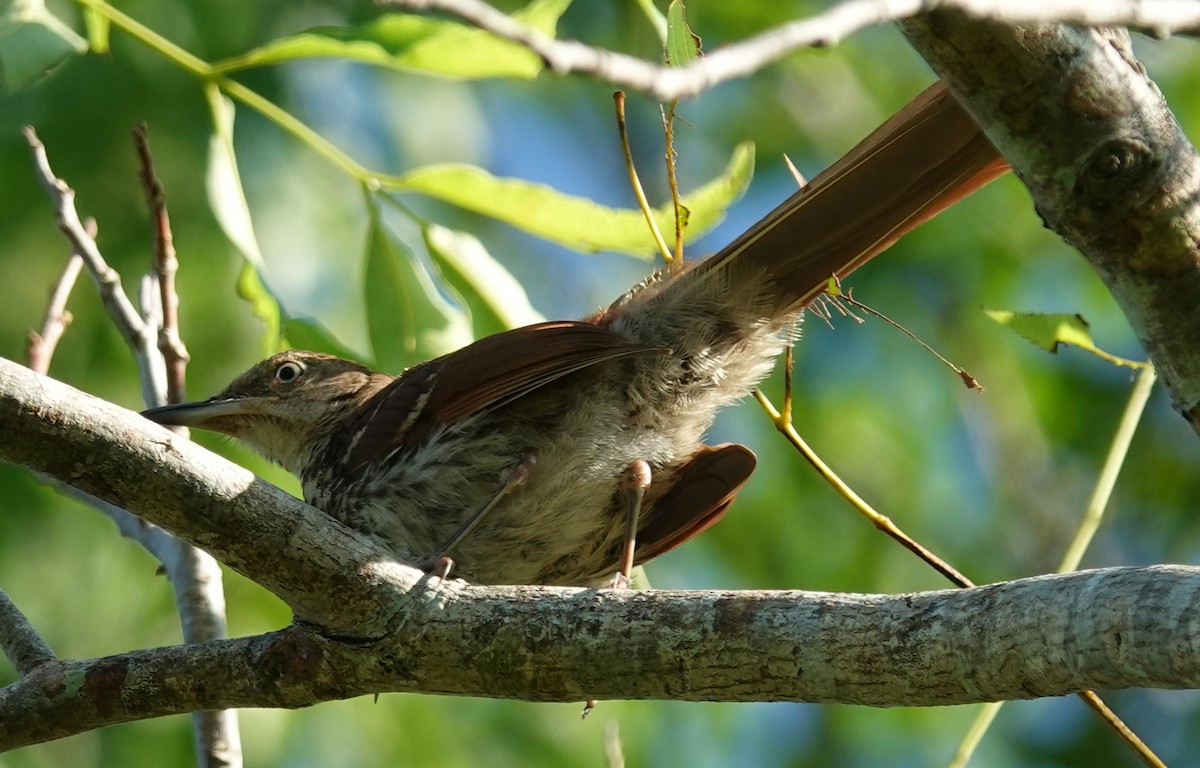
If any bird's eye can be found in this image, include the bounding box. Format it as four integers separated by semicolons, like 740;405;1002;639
274;360;305;384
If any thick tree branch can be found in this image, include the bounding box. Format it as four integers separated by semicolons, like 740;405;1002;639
1;565;1199;751
901;20;1200;430
2;357;1200;750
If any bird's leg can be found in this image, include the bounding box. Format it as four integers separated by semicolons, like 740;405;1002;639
584;460;653;719
612;459;652;589
422;452;538;578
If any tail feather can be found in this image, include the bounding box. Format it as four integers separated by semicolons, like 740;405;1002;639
706;80;1010;317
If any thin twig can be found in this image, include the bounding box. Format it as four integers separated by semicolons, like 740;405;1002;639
379;0;1200;101
604;720;626;768
661;104;685;264
133;123;190;405
834;285;986;391
1059;365;1157;570
754;388;974;586
23;126;167;404
27;246;85;375
757;351;1162;766
0;587;56;674
614;92;672;262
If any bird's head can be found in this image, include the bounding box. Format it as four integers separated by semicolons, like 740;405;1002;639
142;351;389;474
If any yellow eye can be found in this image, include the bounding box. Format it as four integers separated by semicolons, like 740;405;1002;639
274;360;305;384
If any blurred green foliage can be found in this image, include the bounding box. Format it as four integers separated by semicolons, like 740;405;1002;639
2;1;1200;766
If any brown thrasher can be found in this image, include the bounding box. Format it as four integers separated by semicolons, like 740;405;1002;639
143;82;1008;587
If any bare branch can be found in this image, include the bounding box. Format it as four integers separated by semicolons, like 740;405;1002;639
0;588;55;675
23;127;167;405
26;250;83;375
132;123;190;404
378;0;1200;101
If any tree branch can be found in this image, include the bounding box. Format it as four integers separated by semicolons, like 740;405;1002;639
25;248;82;376
1;564;1198;751
899;20;1200;431
22;127;167;405
2;356;1200;749
379;0;1200;102
0;355;413;637
0;589;55;675
25;125;241;767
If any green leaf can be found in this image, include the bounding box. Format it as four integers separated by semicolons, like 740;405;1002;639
205;84;282;355
983;310;1095;354
423;223;545;337
665;0;700;66
364;201;474;372
282;316;363;361
985;309;1147;369
212;0;570;79
0;0;86;91
389;142;755;258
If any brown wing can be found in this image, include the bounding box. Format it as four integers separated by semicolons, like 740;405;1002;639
632;443;757;566
343;321;665;471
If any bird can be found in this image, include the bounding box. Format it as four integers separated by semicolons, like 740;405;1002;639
142;81;1009;587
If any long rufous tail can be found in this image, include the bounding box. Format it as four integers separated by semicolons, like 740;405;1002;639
701;80;1010;318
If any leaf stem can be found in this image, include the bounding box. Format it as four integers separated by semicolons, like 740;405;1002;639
69;0;376;187
71;0;211;76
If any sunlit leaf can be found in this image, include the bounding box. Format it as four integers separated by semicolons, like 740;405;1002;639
389;142;754;257
212;0;570;79
984;310;1094;354
665;0;700;66
985;309;1147;369
423;223;544;337
364;201;473;372
205;84;281;354
0;0;86;90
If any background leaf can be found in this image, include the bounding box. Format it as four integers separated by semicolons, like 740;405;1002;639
984;309;1095;353
665;0;700;66
390;142;754;257
282;316;363;361
0;0;86;90
205;85;282;355
423;223;545;336
364;200;473;372
213;0;570;78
